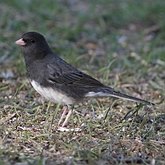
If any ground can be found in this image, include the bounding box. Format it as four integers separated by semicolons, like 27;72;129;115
0;0;165;164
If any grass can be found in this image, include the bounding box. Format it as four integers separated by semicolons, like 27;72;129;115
0;0;165;164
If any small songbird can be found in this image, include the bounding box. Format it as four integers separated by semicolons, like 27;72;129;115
15;32;154;128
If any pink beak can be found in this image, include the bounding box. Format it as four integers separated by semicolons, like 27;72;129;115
15;38;26;46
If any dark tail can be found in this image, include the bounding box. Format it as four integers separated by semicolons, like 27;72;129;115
92;87;155;105
110;89;154;105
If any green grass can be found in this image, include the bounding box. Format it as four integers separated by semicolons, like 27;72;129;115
0;0;165;164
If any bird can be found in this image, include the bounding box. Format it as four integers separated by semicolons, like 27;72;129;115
15;32;154;129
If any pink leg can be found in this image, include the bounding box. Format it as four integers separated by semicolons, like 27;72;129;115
58;106;68;126
57;106;82;132
61;109;72;127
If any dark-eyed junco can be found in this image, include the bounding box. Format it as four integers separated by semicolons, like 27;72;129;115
15;32;154;128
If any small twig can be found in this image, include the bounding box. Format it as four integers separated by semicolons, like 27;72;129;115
121;103;143;121
0;113;16;125
103;100;118;120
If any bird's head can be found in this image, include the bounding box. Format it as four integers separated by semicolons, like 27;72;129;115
16;32;52;60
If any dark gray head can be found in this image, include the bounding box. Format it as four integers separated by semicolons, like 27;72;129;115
16;32;52;61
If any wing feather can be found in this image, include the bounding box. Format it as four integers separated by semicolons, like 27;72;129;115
46;63;104;87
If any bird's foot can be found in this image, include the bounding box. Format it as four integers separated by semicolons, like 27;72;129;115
57;126;82;132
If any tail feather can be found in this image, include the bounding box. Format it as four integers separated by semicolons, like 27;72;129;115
85;87;154;105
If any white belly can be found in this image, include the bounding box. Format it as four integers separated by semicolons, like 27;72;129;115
31;80;74;105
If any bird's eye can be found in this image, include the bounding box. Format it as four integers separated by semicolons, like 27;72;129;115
31;40;35;43
22;38;27;42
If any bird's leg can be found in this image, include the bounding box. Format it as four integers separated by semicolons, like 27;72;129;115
57;105;82;132
58;105;68;126
61;109;72;127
